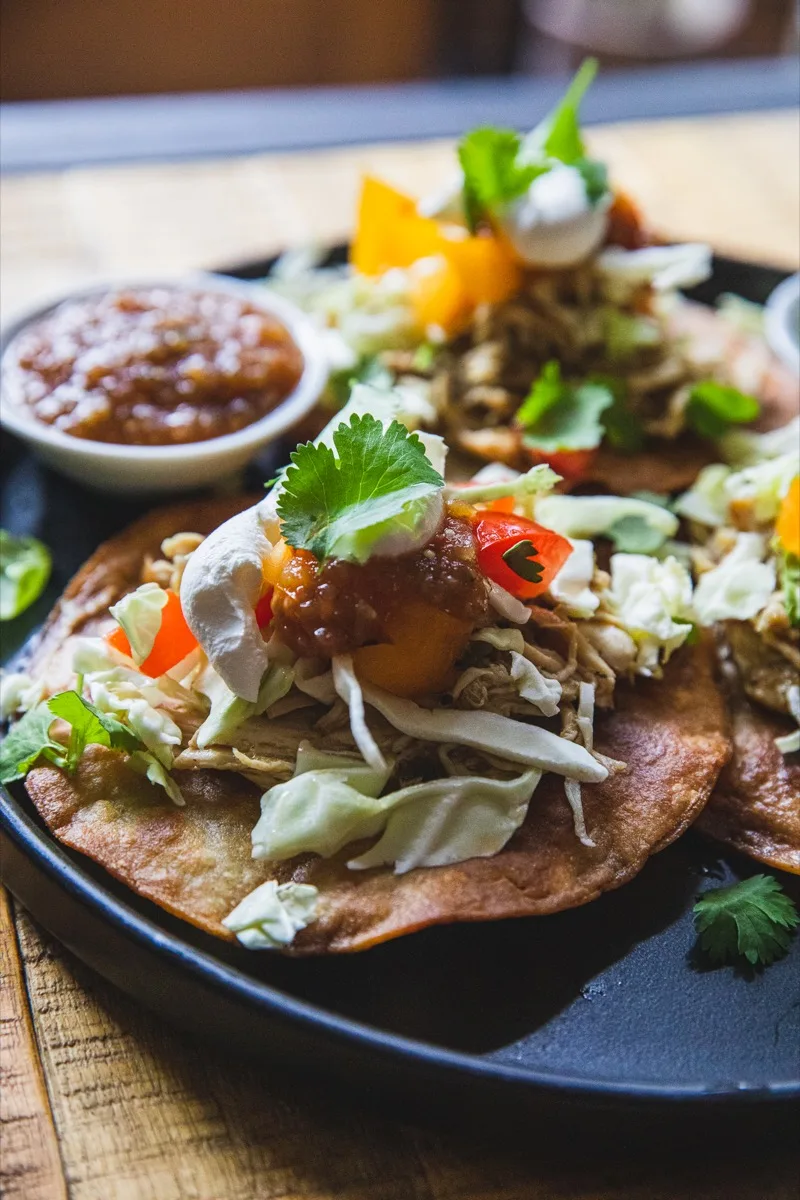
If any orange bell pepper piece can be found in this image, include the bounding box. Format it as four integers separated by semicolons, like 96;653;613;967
105;590;197;678
353;601;472;697
776;475;800;557
351;175;522;335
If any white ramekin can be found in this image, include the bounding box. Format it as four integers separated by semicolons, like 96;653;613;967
0;273;329;493
764;273;800;378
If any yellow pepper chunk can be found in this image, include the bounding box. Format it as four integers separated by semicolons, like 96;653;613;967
351;175;522;336
353;601;472;698
776;475;800;557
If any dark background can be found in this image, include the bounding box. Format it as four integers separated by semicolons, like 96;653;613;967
2;0;797;102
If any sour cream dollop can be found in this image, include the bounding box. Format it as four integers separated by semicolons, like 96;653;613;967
498;165;610;268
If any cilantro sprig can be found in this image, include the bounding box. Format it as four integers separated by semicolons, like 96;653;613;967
276;413;444;565
779;551;800;627
517;361;618;453
458;129;544;234
694;875;799;967
0;687;139;783
457;58;606;233
685;381;761;441
0;530;51;621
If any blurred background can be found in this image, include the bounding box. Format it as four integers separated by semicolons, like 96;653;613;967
2;0;798;101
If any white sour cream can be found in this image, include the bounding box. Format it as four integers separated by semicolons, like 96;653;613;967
498;165;610;268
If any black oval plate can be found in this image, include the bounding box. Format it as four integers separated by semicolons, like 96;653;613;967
2;253;799;1138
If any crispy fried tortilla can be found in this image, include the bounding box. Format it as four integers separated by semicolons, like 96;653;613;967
696;652;800;876
590;303;800;495
20;499;731;953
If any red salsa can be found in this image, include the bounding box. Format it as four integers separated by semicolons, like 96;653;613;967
5;286;304;445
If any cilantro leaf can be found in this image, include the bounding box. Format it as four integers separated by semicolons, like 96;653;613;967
277;413;444;564
575;157;608;205
501;540;544;584
0;689;142;784
520;374;615;454
534;57;598;166
591;375;645;454
0;705;64;782
780;551;800;627
606;515;667;554
694;875;799;967
48;690;139;772
516;360;565;428
685;381;761;441
0;530;52;621
458;128;544;233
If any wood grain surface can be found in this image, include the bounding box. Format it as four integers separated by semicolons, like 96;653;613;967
1;110;799;1199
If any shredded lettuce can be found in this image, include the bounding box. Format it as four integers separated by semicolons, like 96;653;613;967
0;530;51;621
109;582;169;665
606;554;694;675
535;494;678;545
223;880;319;950
692;534;776;625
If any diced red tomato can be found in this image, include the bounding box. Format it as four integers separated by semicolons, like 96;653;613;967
254;588;274;629
526;446;598;482
105;590;198;677
473;512;573;600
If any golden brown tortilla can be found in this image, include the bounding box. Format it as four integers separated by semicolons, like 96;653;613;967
696;669;800;876
21;498;731;953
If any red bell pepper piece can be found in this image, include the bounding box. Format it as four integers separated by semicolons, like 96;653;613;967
474;512;573;600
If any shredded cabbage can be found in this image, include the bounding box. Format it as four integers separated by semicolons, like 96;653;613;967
332;655;387;771
444;463;559;507
720;416;799;467
129;750;185;806
223;880;319;950
472;626;525;653
194;661;294;749
548;538;599;617
576;681;595;753
359;680;607;781
723;452;799;525
606;554;694;675
109;583;169;665
535;494;678;544
0;671;45;718
596;244;712;303
673;464;731;527
692;534;776;625
348;769;542;874
487;581;532;624
508;652;562;716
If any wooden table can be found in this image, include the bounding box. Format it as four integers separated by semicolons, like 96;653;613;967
1;109;799;1200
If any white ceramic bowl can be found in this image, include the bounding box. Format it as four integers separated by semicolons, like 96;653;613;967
0;274;329;493
764;272;800;378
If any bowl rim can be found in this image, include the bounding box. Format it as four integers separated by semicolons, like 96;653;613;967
764;272;800;377
0;272;329;460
